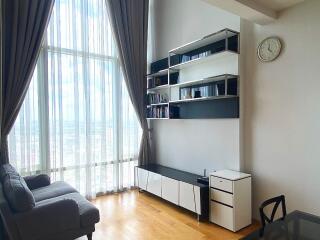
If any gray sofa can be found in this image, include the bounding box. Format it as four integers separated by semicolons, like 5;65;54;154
0;164;100;240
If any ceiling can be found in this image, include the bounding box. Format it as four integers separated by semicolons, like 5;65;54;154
253;0;305;11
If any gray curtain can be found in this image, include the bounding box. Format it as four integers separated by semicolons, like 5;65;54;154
0;0;55;165
106;0;152;166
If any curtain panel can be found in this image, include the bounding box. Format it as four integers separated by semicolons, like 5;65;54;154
8;0;142;199
0;0;54;165
105;0;152;166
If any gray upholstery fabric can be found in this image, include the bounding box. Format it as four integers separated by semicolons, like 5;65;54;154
106;0;152;165
0;183;20;240
36;192;100;228
32;181;77;202
15;198;80;240
38;226;95;240
24;174;50;190
0;0;54;164
3;174;35;212
0;164;19;182
0;165;99;239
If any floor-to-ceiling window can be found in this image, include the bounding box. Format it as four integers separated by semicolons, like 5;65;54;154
8;0;141;199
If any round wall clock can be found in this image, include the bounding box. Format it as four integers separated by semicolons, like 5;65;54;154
257;37;282;62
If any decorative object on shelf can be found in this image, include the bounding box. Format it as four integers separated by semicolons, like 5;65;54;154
194;89;201;98
257;37;282;62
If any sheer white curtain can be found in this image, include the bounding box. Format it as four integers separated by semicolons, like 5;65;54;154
8;0;141;199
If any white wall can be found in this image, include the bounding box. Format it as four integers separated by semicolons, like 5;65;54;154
149;0;241;175
242;0;320;218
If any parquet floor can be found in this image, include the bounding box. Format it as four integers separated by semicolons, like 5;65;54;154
78;190;259;240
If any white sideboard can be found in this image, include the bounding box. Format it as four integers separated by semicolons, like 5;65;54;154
209;170;252;232
136;164;209;220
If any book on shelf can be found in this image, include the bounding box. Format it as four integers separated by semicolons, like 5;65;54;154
147;93;168;105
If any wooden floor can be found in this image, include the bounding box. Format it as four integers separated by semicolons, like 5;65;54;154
79;189;259;240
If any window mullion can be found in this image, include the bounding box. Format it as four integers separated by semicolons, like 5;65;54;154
37;40;51;175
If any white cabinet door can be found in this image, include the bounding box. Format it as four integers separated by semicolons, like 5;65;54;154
179;181;196;213
137;168;149;190
147;172;162;197
161;176;179;205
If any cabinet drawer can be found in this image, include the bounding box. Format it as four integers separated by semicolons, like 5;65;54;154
210;188;233;206
210;201;234;231
211;176;233;193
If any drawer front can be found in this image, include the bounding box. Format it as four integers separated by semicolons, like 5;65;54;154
161;176;179;205
211;176;233;193
210;188;233;206
210;201;234;231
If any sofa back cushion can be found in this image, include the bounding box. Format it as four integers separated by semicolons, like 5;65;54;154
0;164;35;212
0;164;19;182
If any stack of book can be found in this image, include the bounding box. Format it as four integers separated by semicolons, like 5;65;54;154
147;93;168;105
147;106;169;118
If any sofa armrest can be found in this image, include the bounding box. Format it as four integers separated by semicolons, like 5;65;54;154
14;199;80;240
23;174;50;190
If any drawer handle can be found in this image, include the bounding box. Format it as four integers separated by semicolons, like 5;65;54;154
219;180;223;182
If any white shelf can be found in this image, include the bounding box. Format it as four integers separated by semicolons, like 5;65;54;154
147;103;169;107
147;118;170;120
169;28;239;55
169;95;237;104
147;84;169;91
147;69;168;78
170;74;238;88
147;68;178;78
169;50;238;70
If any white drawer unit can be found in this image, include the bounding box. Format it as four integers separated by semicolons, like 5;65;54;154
136;165;209;220
147;172;162;197
161;176;179;205
209;170;251;232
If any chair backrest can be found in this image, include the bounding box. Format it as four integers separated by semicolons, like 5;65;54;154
0;181;20;240
259;195;287;227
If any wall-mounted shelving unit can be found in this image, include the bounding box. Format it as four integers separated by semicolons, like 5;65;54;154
146;28;240;120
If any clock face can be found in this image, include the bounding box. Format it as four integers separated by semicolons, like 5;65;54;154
257;37;282;62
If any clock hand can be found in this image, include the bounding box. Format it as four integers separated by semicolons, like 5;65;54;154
268;43;272;52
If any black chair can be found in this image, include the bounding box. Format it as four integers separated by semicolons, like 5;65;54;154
259;195;287;228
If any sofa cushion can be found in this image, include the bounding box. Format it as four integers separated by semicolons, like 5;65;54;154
3;174;35;212
37;192;100;227
0;164;19;182
24;174;51;190
32;181;77;202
